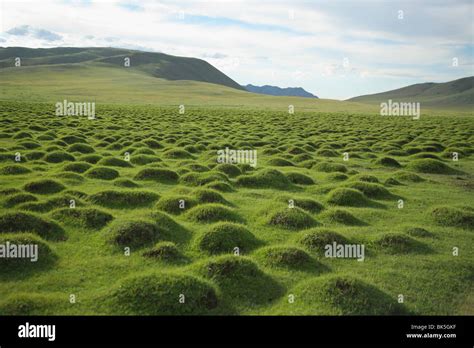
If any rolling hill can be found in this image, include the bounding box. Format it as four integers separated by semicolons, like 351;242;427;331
244;84;318;98
0;47;245;90
0;47;384;113
0;47;470;114
349;76;474;109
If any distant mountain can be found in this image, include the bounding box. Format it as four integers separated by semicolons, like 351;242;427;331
0;47;245;90
348;76;474;108
244;84;318;98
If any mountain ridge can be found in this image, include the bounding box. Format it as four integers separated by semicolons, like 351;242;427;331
0;46;245;91
348;76;474;108
244;84;318;98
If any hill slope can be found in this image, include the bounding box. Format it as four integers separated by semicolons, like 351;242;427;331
0;47;245;91
244;84;318;98
0;57;381;113
349;76;474;108
0;47;469;114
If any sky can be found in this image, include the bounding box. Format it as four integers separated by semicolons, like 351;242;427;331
0;0;472;99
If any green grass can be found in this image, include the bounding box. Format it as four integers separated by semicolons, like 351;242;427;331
0;100;472;316
0;63;416;113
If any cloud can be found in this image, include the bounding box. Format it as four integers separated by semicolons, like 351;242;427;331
202;52;228;59
6;25;62;41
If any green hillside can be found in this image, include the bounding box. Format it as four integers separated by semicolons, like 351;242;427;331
0;47;471;114
349;76;474;109
0;47;245;91
0;62;384;113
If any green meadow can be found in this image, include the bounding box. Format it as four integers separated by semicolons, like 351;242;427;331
0;99;472;315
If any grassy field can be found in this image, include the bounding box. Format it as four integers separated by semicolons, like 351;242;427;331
0;100;472;315
2;63;472;116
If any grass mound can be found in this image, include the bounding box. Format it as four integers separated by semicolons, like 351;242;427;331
162;149;193;159
374;156;401;168
134;168;179;183
293;153;313;162
17;194;83;213
214;163;241;177
130;154;161;165
0;165;31;175
186;204;241;223
44;151;75;163
184;163;210;172
285;172;315;185
180;172;228;186
406;159;458;175
298;159;317;169
236;169;291;189
430;206;474;229
106;220;161;248
350;174;379;183
88;190;159;209
316;148;338;157
384;177;401;186
374;233;427;254
23;179;65;194
0;188;22;196
198;255;283;305
404;226;435;238
410;152;441;160
196;222;260;254
98;157;133;168
393;171;425;183
149;211;189;243
326;173;349;181
112;272;218;315
284;275;405;315
193;188;228;205
68;143;94;154
63;162;92;173
327;188;369;206
155;195;197;215
267;157;294;167
321;209;364;225
255;246;315;269
113;178;139;188
142;242;183;261
204;181;234;192
19;141;40;149
54;172;84;182
0;233;57;270
0;293;63;315
85;166;119;180
143;139;163;149
26;151;46;161
267;207;316;230
51;208;113;230
0;212;65;240
314;162;347;173
4;193;38;207
60;135;85;144
79;154;102;164
298;229;349;255
346;181;392;199
284;197;324;213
